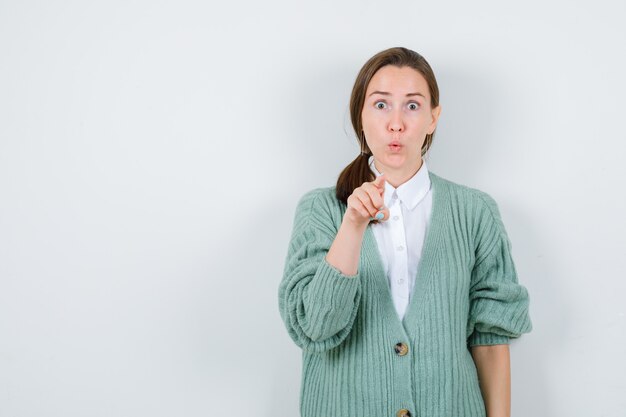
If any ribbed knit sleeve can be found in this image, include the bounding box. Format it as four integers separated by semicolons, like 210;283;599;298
466;192;533;347
278;188;362;353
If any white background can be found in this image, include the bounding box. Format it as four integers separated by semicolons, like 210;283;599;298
1;1;625;416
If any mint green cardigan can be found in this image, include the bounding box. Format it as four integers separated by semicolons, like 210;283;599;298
278;171;532;417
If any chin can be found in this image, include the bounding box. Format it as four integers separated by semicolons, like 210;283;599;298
383;154;407;164
382;153;423;168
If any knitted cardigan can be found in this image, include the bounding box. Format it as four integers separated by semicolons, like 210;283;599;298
278;171;532;417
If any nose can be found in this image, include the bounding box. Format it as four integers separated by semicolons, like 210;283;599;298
388;109;404;132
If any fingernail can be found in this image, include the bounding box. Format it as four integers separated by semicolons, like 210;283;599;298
375;212;384;220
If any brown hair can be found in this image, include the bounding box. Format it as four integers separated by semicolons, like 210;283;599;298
335;47;440;219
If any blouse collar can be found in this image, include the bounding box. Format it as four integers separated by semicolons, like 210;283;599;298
368;155;431;210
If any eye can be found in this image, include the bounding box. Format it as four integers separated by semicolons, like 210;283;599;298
408;102;419;110
375;101;387;109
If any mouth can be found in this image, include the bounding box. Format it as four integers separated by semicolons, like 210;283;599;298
388;142;403;152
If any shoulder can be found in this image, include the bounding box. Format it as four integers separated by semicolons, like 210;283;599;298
430;171;507;242
293;186;344;233
296;186;340;213
430;171;501;216
430;172;510;260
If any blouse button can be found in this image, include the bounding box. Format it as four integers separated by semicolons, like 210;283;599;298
393;215;399;221
394;342;409;356
396;409;411;417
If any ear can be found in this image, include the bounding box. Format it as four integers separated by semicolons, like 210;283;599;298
428;105;442;134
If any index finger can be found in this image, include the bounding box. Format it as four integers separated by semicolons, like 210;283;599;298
372;172;386;189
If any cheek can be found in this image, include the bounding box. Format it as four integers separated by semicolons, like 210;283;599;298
361;112;373;132
362;109;384;129
362;119;381;139
407;113;429;128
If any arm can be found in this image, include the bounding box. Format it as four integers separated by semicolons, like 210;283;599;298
466;191;532;346
326;173;385;275
466;192;532;414
471;344;511;417
325;216;368;276
278;189;363;353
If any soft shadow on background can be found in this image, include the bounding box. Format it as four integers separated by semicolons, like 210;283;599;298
1;1;624;416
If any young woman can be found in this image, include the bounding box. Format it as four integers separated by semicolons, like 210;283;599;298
278;47;532;417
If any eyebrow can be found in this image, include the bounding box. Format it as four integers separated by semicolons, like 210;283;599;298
368;91;426;98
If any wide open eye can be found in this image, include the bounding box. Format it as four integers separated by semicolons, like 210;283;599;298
375;101;387;110
408;102;419;110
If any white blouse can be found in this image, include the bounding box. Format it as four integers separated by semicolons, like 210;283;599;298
368;155;433;321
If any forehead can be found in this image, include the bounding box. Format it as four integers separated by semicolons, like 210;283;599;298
365;65;429;98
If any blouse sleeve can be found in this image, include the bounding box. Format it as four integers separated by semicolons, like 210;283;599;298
278;189;362;353
466;192;533;347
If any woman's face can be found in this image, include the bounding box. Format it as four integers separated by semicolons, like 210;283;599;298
361;65;441;172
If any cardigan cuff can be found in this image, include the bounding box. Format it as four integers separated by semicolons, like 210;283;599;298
322;256;359;279
468;330;510;347
310;257;360;309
